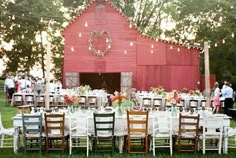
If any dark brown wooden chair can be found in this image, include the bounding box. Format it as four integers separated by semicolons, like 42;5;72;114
88;96;97;108
142;97;152;110
44;113;68;153
78;96;87;108
153;98;162;110
126;110;149;155
177;113;200;153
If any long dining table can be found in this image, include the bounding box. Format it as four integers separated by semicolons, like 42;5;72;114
12;109;231;154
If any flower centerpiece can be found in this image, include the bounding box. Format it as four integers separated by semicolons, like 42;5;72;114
150;85;165;95
78;85;91;95
166;90;181;105
181;88;188;93
111;91;130;115
64;94;78;113
189;89;201;96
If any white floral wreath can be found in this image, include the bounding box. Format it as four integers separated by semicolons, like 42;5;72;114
88;30;112;57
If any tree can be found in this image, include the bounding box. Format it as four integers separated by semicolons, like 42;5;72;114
0;0;65;79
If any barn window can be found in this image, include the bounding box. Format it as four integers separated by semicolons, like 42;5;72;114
96;2;106;24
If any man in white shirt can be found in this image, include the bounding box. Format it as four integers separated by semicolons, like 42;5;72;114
222;82;234;116
5;75;15;99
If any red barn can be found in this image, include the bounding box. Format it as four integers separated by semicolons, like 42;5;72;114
62;0;202;94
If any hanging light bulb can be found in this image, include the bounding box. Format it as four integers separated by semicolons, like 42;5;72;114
10;25;13;30
31;41;33;45
12;15;15;20
84;21;88;27
130;42;133;46
232;33;234;38
208;45;211;48
177;48;180;52
106;38;109;43
187;46;190;49
215;43;218;47
71;46;74;52
155;38;158;42
170;45;173;49
151;44;154;48
88;46;91;50
151;50;154;54
108;45;111;49
124;50;127;54
129;23;132;28
222;39;225;44
40;18;43;23
18;24;21;28
78;32;82;37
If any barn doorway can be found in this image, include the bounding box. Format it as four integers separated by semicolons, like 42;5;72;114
79;73;120;93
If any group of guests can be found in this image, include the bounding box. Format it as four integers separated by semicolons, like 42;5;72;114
4;74;62;103
212;80;234;115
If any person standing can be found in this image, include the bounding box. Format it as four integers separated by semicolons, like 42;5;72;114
212;82;221;113
222;81;234;116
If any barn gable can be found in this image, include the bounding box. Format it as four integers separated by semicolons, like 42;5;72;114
62;0;202;93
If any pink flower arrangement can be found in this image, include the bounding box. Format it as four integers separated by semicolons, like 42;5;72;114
64;95;78;105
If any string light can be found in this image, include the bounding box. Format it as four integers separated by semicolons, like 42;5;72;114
40;17;43;23
155;38;158;42
78;32;82;37
130;42;133;46
232;33;234;38
12;15;15;20
124;50;127;54
106;38;109;43
84;21;88;27
21;34;24;39
129;23;132;28
219;16;223;22
177;48;180;52
30;41;33;45
88;46;91;50
170;45;173;49
222;39;225;44
151;50;154;54
214;43;218;47
151;44;154;48
71;46;74;52
208;45;211;48
108;45;111;49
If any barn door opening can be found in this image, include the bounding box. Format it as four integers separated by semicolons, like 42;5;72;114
120;72;132;97
80;73;120;94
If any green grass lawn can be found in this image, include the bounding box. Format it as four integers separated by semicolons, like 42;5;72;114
1;80;236;157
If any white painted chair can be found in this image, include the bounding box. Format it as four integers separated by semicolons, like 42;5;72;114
0;112;15;148
224;127;236;153
200;116;224;154
152;112;172;156
69;113;89;156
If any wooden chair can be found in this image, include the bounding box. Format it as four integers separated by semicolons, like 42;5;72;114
152;98;162;110
69;113;89;156
126;110;149;155
79;96;87;108
0;112;15;148
22;113;43;154
13;94;23;106
199;116;224;154
87;96;97;108
152;112;172;156
44;113;68;153
189;99;198;109
93;112;115;154
142;97;152;109
177;113;200;153
35;95;45;107
25;94;34;105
